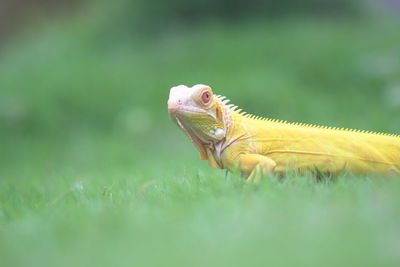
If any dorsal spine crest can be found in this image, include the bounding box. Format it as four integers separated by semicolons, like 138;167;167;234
214;94;400;139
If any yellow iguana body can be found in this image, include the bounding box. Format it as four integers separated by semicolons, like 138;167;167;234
168;84;400;181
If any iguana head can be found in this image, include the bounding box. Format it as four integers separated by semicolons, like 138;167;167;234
168;84;226;159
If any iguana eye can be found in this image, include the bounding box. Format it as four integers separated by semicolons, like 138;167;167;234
201;91;211;104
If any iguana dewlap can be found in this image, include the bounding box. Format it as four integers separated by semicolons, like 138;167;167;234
168;84;400;181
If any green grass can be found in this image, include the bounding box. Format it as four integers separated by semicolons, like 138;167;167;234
1;134;400;267
1;9;400;267
1;141;400;267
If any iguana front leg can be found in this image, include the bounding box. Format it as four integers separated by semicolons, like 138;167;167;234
238;154;276;183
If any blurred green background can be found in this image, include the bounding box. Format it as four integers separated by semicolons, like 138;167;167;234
1;0;400;266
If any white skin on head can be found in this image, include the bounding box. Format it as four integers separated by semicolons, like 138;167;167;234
167;84;226;159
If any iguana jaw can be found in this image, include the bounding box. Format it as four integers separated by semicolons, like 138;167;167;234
168;105;215;121
168;104;221;144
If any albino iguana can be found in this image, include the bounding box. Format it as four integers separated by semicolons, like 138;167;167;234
167;84;400;181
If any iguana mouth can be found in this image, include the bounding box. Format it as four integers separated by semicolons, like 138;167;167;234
168;105;207;117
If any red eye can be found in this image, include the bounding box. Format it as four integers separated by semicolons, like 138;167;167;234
201;91;211;104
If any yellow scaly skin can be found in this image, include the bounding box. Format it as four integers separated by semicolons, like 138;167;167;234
168;84;400;181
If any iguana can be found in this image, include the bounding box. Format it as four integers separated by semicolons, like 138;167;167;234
167;84;400;181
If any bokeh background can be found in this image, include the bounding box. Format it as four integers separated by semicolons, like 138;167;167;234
1;0;400;266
